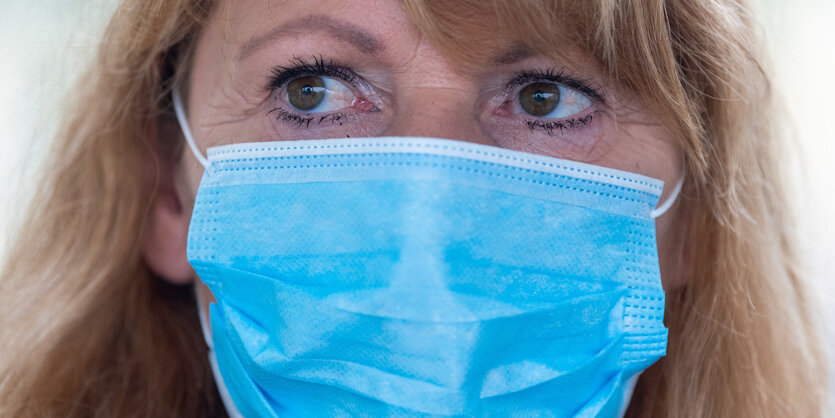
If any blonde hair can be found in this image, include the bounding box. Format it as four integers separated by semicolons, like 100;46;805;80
0;0;827;416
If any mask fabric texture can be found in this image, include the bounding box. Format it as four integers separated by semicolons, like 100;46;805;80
187;137;669;417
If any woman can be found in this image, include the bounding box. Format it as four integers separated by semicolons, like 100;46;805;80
0;0;827;416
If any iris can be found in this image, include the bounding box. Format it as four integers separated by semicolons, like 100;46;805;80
287;76;326;111
519;82;560;116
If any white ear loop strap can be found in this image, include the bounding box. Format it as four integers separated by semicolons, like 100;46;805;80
650;175;685;219
173;80;683;218
172;81;210;170
194;285;244;418
194;284;213;349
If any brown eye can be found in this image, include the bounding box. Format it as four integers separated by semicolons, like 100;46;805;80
519;82;560;117
287;76;326;111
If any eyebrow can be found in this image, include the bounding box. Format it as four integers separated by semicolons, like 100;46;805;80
240;14;384;61
491;43;537;65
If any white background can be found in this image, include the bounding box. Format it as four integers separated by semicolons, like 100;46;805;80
0;0;832;411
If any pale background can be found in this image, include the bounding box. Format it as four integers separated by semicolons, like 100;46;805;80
0;0;833;411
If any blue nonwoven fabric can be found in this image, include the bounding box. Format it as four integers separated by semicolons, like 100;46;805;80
187;137;668;417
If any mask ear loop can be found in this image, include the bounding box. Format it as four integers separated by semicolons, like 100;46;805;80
650;174;685;219
194;284;213;350
172;80;211;170
194;285;244;418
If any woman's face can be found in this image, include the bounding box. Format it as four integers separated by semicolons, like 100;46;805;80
157;0;685;304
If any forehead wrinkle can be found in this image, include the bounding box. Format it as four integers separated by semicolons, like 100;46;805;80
238;13;384;61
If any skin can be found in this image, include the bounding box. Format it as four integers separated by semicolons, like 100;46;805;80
142;0;685;338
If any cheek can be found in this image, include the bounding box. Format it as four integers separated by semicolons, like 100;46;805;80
598;124;681;184
655;204;688;291
486;110;617;163
178;148;205;219
594;115;684;290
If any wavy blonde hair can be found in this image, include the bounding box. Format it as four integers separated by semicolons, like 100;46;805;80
0;0;827;416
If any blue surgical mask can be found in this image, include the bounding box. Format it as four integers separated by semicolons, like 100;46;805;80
174;89;682;417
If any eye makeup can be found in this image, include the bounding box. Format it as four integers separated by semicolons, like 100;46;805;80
263;55;606;147
493;67;604;136
267;55;359;91
264;55;384;138
503;67;604;104
526;112;596;136
267;107;353;129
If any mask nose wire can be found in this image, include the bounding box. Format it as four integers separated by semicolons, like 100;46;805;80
172;80;684;218
172;81;211;170
650;174;685;219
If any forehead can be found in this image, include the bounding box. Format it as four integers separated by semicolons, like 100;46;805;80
206;0;590;68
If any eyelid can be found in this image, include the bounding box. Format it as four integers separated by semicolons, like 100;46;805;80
268;56;360;91
504;68;604;104
266;57;385;124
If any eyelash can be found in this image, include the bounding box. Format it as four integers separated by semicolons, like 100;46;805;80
266;57;603;135
266;56;365;128
526;113;596;136
267;107;351;129
268;55;358;90
504;68;604;103
503;68;603;136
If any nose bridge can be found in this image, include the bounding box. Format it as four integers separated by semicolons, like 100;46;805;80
382;37;497;146
384;86;496;146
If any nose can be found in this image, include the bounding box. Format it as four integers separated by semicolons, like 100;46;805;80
382;85;498;147
381;37;499;147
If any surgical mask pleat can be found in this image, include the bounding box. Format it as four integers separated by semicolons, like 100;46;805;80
187;137;671;417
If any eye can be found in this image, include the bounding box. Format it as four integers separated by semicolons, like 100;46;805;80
515;82;592;119
285;75;356;113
